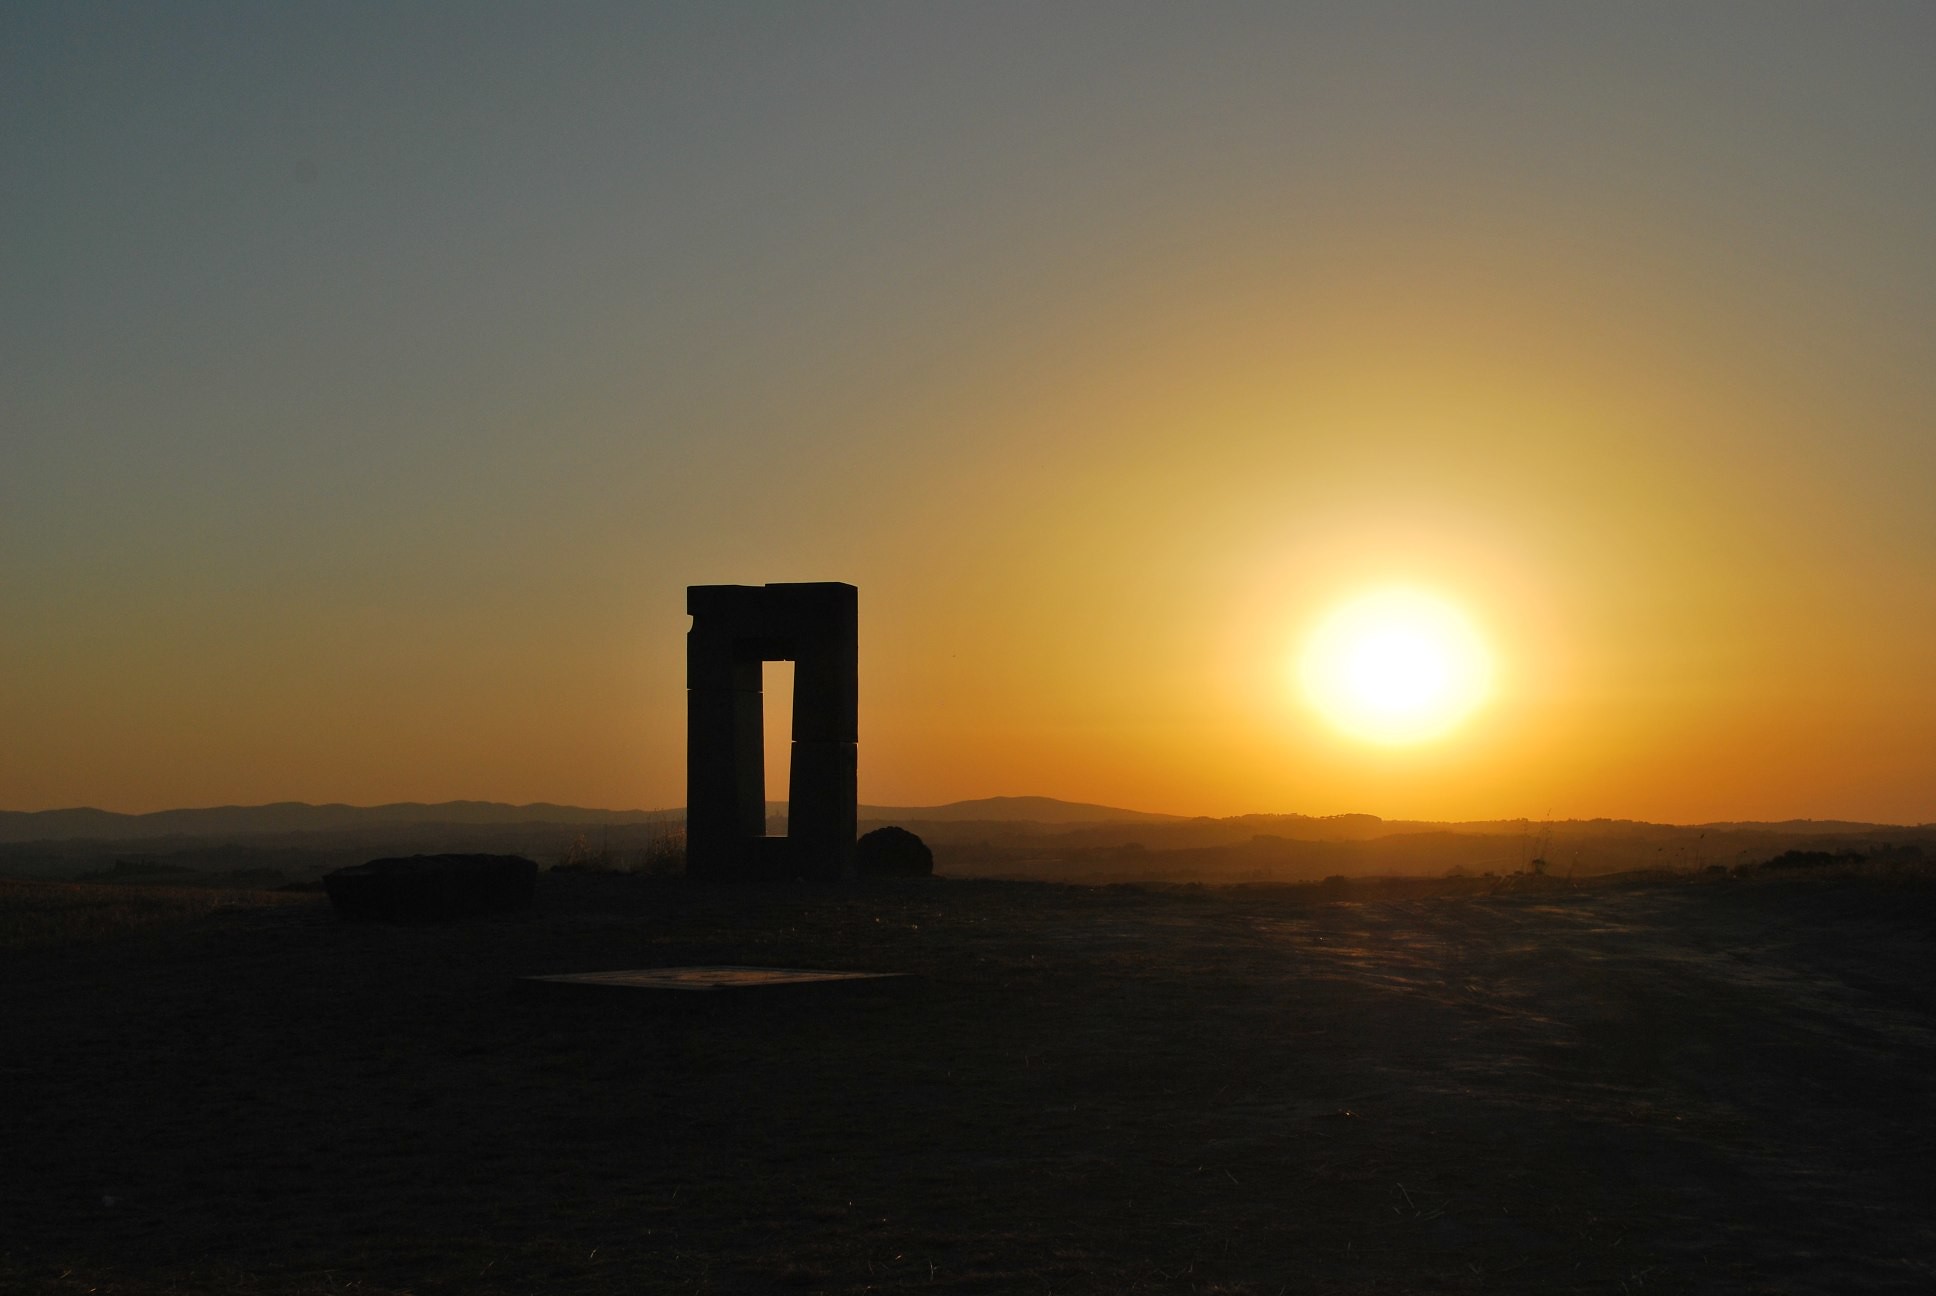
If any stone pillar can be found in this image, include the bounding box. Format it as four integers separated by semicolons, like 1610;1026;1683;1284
685;582;857;882
786;583;858;883
685;587;767;879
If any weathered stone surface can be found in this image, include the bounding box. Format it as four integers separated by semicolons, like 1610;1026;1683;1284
855;826;933;879
323;853;537;921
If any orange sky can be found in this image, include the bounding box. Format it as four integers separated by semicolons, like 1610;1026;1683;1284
5;7;1934;822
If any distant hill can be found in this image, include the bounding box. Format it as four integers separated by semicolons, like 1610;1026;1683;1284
859;796;1184;825
0;795;1177;843
0;801;679;844
2;796;1928;888
0;796;1917;847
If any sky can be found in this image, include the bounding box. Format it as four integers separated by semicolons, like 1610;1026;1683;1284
5;2;1935;822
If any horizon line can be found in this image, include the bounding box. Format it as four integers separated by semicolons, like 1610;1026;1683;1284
0;796;1926;832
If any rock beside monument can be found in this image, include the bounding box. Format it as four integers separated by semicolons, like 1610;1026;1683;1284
855;826;933;879
323;854;538;921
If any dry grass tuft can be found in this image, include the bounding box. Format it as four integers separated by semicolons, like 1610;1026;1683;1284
550;830;686;877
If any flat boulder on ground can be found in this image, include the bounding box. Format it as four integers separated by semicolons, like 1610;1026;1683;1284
855;826;933;879
323;854;538;921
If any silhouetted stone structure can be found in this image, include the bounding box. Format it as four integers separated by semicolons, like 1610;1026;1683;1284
324;854;538;921
856;826;934;878
687;582;857;882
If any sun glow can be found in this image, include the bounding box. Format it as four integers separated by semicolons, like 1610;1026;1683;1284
1299;588;1493;745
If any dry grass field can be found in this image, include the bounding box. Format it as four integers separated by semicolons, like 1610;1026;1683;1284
3;869;1933;1294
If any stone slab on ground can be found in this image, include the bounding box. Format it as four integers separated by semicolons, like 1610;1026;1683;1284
523;965;902;992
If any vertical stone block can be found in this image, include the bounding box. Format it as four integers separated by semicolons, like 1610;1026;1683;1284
788;739;858;882
685;684;764;878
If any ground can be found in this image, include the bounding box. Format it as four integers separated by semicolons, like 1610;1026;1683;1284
3;871;1933;1294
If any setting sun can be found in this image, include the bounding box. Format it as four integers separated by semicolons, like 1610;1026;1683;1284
1298;588;1493;746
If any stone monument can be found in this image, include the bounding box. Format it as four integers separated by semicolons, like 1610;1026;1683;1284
686;582;857;881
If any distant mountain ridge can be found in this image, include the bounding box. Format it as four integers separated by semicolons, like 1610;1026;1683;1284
0;800;680;844
0;796;1917;844
859;796;1185;825
4;797;1927;891
0;796;1179;843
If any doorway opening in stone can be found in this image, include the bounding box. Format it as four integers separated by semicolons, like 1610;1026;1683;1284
763;659;794;836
